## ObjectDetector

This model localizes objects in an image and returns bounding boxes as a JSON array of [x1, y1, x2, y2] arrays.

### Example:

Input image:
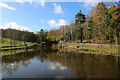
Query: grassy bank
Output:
[[2, 38, 34, 50], [75, 45, 119, 52], [58, 43, 119, 56]]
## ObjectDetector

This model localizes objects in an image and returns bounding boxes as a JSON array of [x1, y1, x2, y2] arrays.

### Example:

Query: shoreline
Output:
[[58, 43, 120, 56], [2, 45, 36, 51], [62, 47, 119, 56]]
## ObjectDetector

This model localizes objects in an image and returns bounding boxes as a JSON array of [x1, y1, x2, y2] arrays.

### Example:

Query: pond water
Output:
[[2, 47, 120, 78]]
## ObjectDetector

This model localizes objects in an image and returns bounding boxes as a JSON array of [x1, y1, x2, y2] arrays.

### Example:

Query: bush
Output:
[[76, 40, 80, 43]]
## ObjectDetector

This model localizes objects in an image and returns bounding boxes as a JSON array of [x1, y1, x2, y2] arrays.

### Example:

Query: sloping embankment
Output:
[[59, 43, 120, 56], [2, 45, 36, 51]]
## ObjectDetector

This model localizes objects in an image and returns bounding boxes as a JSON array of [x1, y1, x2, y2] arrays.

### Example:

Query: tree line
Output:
[[2, 28, 37, 43], [1, 2, 120, 46], [47, 2, 120, 44], [1, 28, 37, 47]]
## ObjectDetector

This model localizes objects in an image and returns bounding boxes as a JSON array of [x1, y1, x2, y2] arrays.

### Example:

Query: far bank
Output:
[[58, 42, 120, 56]]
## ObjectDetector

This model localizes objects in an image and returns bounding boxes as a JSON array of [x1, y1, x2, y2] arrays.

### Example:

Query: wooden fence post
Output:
[[0, 29, 2, 79], [0, 29, 2, 54], [0, 29, 2, 56], [118, 31, 120, 56]]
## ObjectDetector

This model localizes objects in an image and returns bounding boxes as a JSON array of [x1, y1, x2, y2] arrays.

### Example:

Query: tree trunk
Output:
[[24, 42, 28, 49], [118, 31, 120, 56]]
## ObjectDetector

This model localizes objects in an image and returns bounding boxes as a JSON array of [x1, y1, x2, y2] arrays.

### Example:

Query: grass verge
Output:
[[2, 38, 34, 50], [75, 45, 119, 52]]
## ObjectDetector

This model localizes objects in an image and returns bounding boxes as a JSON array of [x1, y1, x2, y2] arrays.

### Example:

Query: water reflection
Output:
[[48, 62, 67, 71], [2, 47, 119, 78]]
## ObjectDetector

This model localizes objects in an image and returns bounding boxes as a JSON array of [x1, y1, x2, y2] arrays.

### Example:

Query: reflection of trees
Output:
[[3, 50, 37, 63], [22, 61, 31, 68], [2, 50, 39, 76], [2, 48, 58, 76], [2, 48, 119, 78], [36, 49, 119, 78]]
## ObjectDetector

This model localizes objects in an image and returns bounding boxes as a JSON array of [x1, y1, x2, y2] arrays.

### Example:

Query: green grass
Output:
[[2, 38, 34, 50], [2, 38, 24, 47], [75, 45, 119, 52]]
